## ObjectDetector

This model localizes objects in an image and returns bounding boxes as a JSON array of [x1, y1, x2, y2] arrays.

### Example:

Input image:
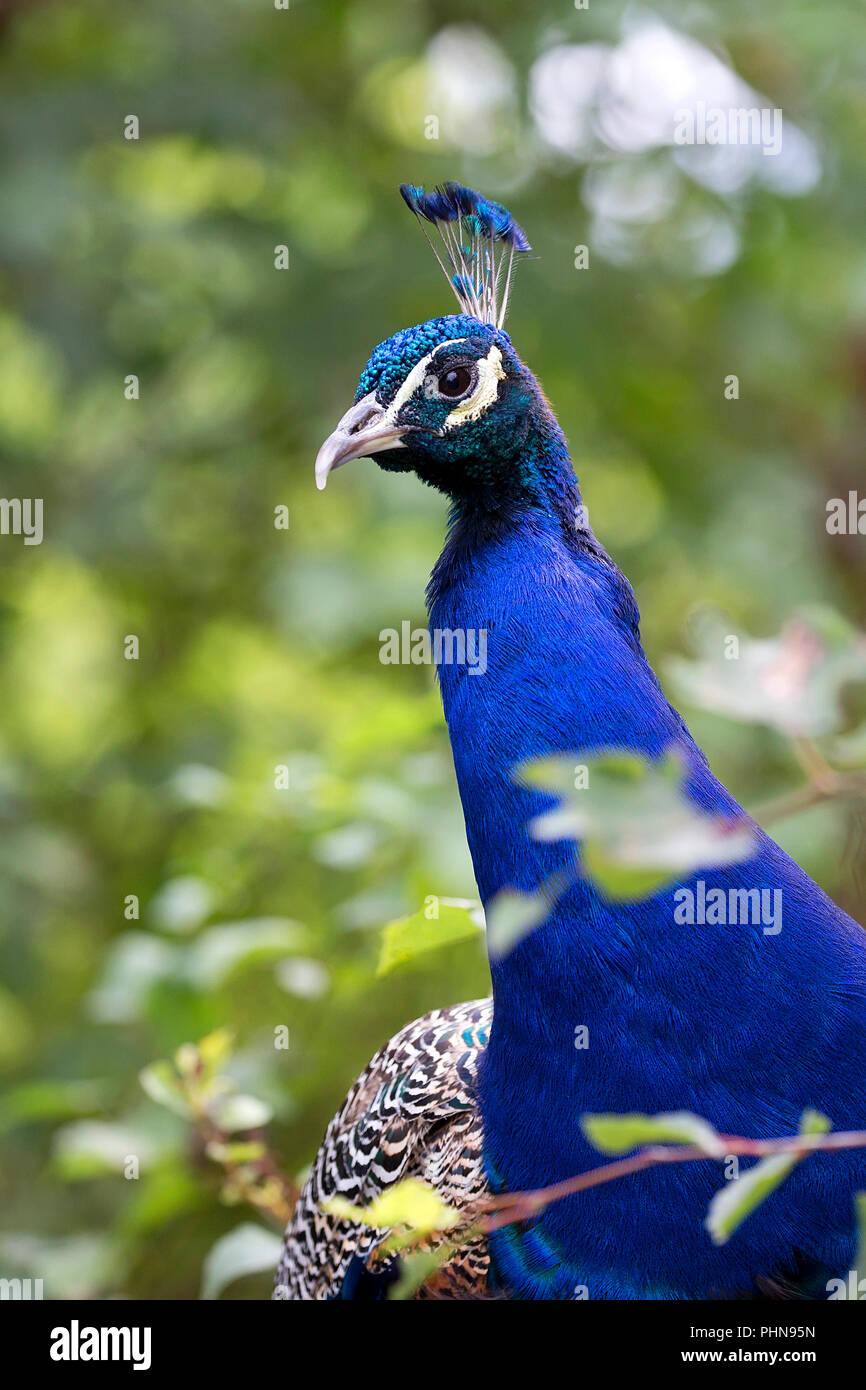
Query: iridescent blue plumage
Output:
[[282, 181, 866, 1301], [398, 181, 529, 327], [399, 181, 531, 250]]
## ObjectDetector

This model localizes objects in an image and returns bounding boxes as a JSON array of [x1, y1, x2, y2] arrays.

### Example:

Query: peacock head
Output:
[[315, 184, 559, 505]]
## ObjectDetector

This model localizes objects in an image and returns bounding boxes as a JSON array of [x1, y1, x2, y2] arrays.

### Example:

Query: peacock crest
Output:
[[399, 182, 530, 330]]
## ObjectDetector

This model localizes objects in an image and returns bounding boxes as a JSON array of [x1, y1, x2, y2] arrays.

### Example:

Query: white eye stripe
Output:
[[382, 338, 467, 424], [382, 339, 505, 432], [442, 344, 505, 430]]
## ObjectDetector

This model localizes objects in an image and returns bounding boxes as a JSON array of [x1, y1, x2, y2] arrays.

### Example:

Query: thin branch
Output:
[[467, 1128, 866, 1234], [751, 779, 835, 826], [791, 736, 842, 793], [751, 732, 866, 826], [191, 1099, 298, 1230]]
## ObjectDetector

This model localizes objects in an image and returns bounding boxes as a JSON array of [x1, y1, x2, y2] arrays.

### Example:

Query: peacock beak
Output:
[[315, 392, 409, 490]]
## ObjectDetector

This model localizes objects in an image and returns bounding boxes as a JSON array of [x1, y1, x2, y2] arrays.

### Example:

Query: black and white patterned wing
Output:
[[274, 998, 493, 1300]]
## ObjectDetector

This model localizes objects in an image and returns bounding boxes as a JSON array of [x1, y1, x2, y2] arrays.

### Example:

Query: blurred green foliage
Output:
[[0, 0, 865, 1298]]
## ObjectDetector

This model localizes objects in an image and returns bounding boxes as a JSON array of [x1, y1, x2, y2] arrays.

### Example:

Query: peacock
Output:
[[275, 183, 866, 1300]]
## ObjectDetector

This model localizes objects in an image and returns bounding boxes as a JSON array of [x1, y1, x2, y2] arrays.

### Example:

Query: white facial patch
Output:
[[379, 339, 505, 434], [442, 344, 505, 431], [381, 338, 467, 426]]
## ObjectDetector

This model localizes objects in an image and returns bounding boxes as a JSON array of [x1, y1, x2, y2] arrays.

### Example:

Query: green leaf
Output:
[[139, 1061, 192, 1118], [667, 605, 866, 738], [521, 752, 643, 792], [197, 1027, 234, 1073], [52, 1119, 159, 1180], [377, 900, 482, 976], [87, 933, 179, 1025], [0, 1232, 119, 1300], [209, 1093, 273, 1133], [582, 1111, 724, 1157], [320, 1177, 460, 1251], [200, 1223, 283, 1300], [149, 875, 213, 934], [205, 1140, 266, 1165], [0, 1079, 106, 1134], [705, 1153, 796, 1247], [183, 918, 305, 990], [800, 1108, 832, 1138], [705, 1109, 831, 1246], [485, 878, 565, 959], [387, 1246, 451, 1301], [523, 751, 754, 903], [174, 1043, 201, 1079], [581, 842, 675, 903]]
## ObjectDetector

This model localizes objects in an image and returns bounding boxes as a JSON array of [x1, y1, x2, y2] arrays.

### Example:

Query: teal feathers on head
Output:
[[399, 182, 530, 329], [313, 181, 547, 498]]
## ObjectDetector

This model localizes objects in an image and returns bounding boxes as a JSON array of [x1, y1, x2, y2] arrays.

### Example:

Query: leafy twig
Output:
[[141, 1030, 298, 1231], [468, 1127, 866, 1234]]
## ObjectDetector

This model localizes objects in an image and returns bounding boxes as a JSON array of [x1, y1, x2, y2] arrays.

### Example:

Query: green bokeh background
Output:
[[0, 0, 865, 1298]]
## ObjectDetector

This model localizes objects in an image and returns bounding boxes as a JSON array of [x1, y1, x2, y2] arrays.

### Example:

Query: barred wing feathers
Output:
[[275, 999, 493, 1300]]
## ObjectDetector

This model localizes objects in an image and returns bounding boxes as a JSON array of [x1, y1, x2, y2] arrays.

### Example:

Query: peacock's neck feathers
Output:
[[422, 421, 866, 1300]]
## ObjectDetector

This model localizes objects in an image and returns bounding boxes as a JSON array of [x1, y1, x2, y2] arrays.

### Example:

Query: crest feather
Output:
[[399, 181, 530, 328]]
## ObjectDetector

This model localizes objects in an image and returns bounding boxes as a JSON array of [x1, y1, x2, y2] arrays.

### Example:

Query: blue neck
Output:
[[428, 430, 700, 1030], [441, 403, 585, 535], [425, 423, 862, 1297]]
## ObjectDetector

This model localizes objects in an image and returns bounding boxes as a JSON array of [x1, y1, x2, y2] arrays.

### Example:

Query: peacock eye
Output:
[[436, 364, 474, 400]]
